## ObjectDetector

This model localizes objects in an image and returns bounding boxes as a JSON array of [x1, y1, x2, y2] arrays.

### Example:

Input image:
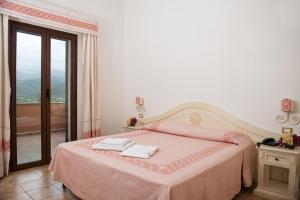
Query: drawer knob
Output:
[[275, 158, 279, 161]]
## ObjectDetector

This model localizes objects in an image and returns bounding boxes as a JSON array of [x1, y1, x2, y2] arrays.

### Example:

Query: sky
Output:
[[16, 32, 67, 80]]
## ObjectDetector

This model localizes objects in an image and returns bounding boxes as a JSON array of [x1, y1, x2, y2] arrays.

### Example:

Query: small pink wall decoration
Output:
[[281, 99, 295, 112], [276, 98, 299, 125], [135, 97, 144, 106], [135, 96, 145, 118]]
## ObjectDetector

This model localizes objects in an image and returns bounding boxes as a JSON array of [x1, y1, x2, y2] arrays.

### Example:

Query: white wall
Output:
[[123, 0, 300, 134], [19, 0, 300, 135], [36, 0, 125, 135]]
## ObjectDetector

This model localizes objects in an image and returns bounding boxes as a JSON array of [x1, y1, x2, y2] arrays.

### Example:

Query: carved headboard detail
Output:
[[138, 102, 278, 143]]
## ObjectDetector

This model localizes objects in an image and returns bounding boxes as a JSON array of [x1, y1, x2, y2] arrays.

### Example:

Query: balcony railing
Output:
[[16, 103, 66, 134]]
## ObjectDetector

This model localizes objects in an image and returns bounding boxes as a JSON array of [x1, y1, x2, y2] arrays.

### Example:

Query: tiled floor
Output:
[[17, 131, 65, 164], [0, 165, 268, 200], [0, 165, 78, 200]]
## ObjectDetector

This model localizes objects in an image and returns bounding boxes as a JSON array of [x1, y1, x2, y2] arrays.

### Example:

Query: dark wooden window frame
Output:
[[9, 20, 77, 171]]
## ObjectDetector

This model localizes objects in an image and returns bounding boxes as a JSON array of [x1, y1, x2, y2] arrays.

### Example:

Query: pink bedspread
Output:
[[49, 130, 256, 200]]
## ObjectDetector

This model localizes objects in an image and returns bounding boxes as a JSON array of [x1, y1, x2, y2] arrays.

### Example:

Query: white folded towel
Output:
[[92, 141, 135, 151], [120, 144, 158, 159], [100, 138, 131, 146]]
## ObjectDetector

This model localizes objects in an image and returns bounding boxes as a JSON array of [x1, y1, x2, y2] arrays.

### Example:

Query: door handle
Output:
[[46, 89, 50, 99]]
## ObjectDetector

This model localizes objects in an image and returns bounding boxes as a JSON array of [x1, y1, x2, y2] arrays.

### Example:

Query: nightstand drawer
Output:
[[265, 154, 288, 165]]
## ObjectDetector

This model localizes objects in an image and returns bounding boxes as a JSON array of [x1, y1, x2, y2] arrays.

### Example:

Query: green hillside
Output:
[[16, 70, 66, 103]]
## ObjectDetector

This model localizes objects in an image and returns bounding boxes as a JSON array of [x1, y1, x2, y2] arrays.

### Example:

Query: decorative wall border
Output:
[[0, 0, 98, 34]]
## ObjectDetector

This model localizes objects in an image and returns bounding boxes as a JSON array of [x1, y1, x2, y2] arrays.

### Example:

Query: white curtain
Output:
[[0, 14, 11, 177], [79, 34, 101, 139]]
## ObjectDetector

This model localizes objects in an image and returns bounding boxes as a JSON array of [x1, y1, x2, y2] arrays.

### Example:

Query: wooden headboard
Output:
[[138, 102, 279, 143]]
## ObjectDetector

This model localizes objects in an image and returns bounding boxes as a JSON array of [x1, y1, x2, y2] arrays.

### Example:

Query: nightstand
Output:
[[254, 145, 300, 200], [122, 124, 142, 132]]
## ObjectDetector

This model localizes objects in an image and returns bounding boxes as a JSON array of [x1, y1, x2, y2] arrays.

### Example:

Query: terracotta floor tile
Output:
[[44, 193, 74, 200], [27, 185, 61, 200], [31, 165, 49, 173], [13, 173, 41, 184], [52, 183, 64, 192], [0, 185, 24, 198], [0, 183, 24, 193], [0, 172, 40, 187], [0, 193, 32, 200], [0, 177, 17, 188], [19, 178, 52, 192], [36, 171, 58, 184], [35, 169, 51, 177]]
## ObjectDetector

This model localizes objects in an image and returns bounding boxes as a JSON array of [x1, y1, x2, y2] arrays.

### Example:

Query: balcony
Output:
[[16, 103, 66, 164], [17, 102, 66, 133]]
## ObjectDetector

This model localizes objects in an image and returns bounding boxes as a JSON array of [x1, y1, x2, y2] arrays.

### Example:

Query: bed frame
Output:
[[138, 102, 279, 143]]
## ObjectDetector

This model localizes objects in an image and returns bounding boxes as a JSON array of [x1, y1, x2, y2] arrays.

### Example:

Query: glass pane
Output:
[[16, 32, 42, 164], [50, 38, 70, 157]]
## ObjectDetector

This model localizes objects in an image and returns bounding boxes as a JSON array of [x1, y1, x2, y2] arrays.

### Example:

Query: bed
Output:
[[49, 102, 278, 200]]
